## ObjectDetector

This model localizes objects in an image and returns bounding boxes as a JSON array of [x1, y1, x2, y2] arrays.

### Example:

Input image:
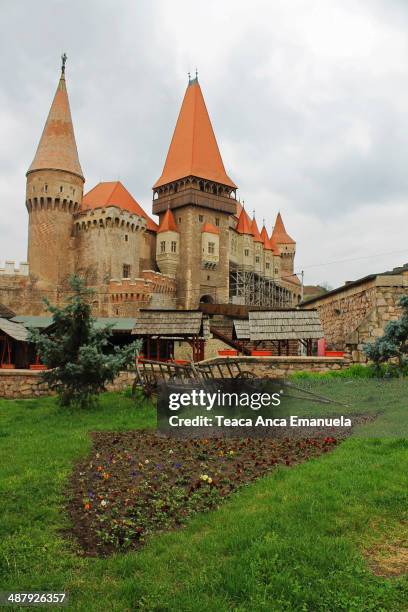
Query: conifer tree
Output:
[[29, 276, 140, 407]]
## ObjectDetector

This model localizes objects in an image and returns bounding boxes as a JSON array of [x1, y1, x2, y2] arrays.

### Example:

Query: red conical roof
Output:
[[271, 212, 295, 245], [153, 78, 236, 189], [27, 69, 83, 180], [251, 217, 263, 243], [236, 208, 253, 235], [157, 208, 178, 233], [269, 233, 281, 256], [202, 222, 219, 235], [82, 181, 158, 231], [260, 225, 273, 251]]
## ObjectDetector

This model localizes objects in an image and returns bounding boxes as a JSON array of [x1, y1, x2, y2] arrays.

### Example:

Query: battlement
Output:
[[74, 206, 146, 233], [0, 261, 29, 276]]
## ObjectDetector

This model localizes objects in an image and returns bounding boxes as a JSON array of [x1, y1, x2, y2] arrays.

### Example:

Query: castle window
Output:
[[60, 186, 63, 193], [208, 242, 215, 254], [275, 268, 278, 274], [125, 234, 128, 242], [244, 249, 249, 257], [215, 218, 220, 227], [44, 184, 48, 193], [199, 215, 204, 222], [171, 241, 177, 253], [207, 275, 211, 281], [178, 217, 182, 223], [160, 241, 166, 253], [266, 262, 270, 269], [255, 256, 260, 263], [123, 264, 131, 278]]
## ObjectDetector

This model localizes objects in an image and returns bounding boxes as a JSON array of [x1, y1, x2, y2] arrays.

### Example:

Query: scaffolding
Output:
[[229, 267, 295, 307]]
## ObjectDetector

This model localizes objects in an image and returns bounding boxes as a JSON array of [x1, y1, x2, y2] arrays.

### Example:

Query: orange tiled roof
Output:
[[82, 181, 158, 231], [271, 212, 295, 245], [201, 222, 219, 235], [27, 72, 84, 179], [251, 217, 263, 243], [260, 225, 273, 251], [157, 208, 178, 233], [269, 232, 280, 256], [153, 79, 237, 189], [236, 208, 253, 235]]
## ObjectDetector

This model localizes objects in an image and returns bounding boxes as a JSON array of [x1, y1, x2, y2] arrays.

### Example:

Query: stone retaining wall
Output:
[[201, 356, 347, 378], [0, 356, 347, 399]]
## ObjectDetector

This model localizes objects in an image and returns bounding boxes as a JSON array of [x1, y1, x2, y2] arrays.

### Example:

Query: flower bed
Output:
[[68, 431, 340, 556]]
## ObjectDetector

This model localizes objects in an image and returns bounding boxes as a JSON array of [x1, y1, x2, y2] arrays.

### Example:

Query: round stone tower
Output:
[[26, 55, 84, 288]]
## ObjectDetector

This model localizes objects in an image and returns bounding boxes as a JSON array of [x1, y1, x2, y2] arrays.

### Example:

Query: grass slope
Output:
[[0, 384, 407, 611]]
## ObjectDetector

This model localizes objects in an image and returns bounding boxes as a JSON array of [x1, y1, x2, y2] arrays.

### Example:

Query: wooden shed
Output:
[[248, 310, 323, 355], [0, 318, 29, 368], [133, 310, 208, 361]]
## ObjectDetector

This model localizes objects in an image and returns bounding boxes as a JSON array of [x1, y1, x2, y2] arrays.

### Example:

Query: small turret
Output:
[[156, 208, 179, 277], [251, 215, 263, 274], [236, 207, 254, 270], [271, 212, 296, 279]]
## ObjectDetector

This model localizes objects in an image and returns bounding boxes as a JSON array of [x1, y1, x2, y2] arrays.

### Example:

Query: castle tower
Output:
[[156, 208, 180, 277], [26, 55, 84, 288], [271, 212, 296, 281], [152, 75, 237, 308]]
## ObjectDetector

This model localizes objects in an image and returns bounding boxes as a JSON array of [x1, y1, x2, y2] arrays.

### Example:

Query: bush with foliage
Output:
[[29, 276, 140, 407], [363, 295, 408, 375]]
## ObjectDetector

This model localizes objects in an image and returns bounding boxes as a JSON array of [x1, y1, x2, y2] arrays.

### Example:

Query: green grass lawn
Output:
[[0, 382, 407, 611]]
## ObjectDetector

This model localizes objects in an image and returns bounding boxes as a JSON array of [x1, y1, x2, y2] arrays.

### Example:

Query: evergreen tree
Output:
[[29, 276, 140, 407], [363, 295, 408, 374]]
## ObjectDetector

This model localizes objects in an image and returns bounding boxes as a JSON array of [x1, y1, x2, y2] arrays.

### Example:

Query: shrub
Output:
[[363, 295, 408, 375]]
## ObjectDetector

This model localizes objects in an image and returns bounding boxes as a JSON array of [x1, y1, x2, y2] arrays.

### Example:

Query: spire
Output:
[[271, 212, 295, 245], [260, 225, 273, 251], [236, 207, 253, 235], [27, 56, 84, 180], [157, 207, 178, 233], [153, 79, 236, 189], [251, 216, 263, 243]]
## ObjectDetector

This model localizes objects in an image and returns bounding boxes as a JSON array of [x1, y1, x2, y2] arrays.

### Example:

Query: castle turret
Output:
[[271, 212, 296, 280], [235, 207, 254, 270], [156, 208, 179, 277], [26, 54, 84, 288]]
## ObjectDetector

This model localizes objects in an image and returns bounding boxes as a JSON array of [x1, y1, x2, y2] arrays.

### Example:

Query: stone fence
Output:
[[0, 356, 347, 399]]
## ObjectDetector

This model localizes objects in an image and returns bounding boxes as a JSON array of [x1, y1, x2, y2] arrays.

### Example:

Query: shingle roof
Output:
[[0, 318, 28, 342], [248, 310, 323, 341], [133, 310, 205, 336], [157, 208, 178, 233], [82, 181, 158, 231], [153, 79, 236, 189], [12, 315, 53, 329], [236, 208, 253, 235], [27, 71, 83, 179], [271, 212, 295, 245], [233, 319, 250, 340]]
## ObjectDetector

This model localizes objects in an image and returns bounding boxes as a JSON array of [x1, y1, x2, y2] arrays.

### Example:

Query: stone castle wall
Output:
[[303, 274, 408, 356]]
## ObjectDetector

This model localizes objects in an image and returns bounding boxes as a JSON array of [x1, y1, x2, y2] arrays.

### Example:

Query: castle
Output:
[[0, 58, 301, 316]]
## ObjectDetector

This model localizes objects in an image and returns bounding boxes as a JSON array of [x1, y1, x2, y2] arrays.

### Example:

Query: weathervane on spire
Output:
[[188, 71, 191, 82], [195, 68, 198, 80], [61, 52, 67, 75]]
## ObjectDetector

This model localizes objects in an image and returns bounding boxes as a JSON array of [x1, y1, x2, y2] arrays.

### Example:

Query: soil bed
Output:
[[67, 426, 364, 556]]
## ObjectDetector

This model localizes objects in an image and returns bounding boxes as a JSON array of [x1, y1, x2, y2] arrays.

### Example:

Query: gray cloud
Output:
[[1, 0, 408, 288]]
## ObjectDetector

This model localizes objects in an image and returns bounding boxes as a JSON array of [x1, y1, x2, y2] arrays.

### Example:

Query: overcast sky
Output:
[[1, 0, 408, 288]]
